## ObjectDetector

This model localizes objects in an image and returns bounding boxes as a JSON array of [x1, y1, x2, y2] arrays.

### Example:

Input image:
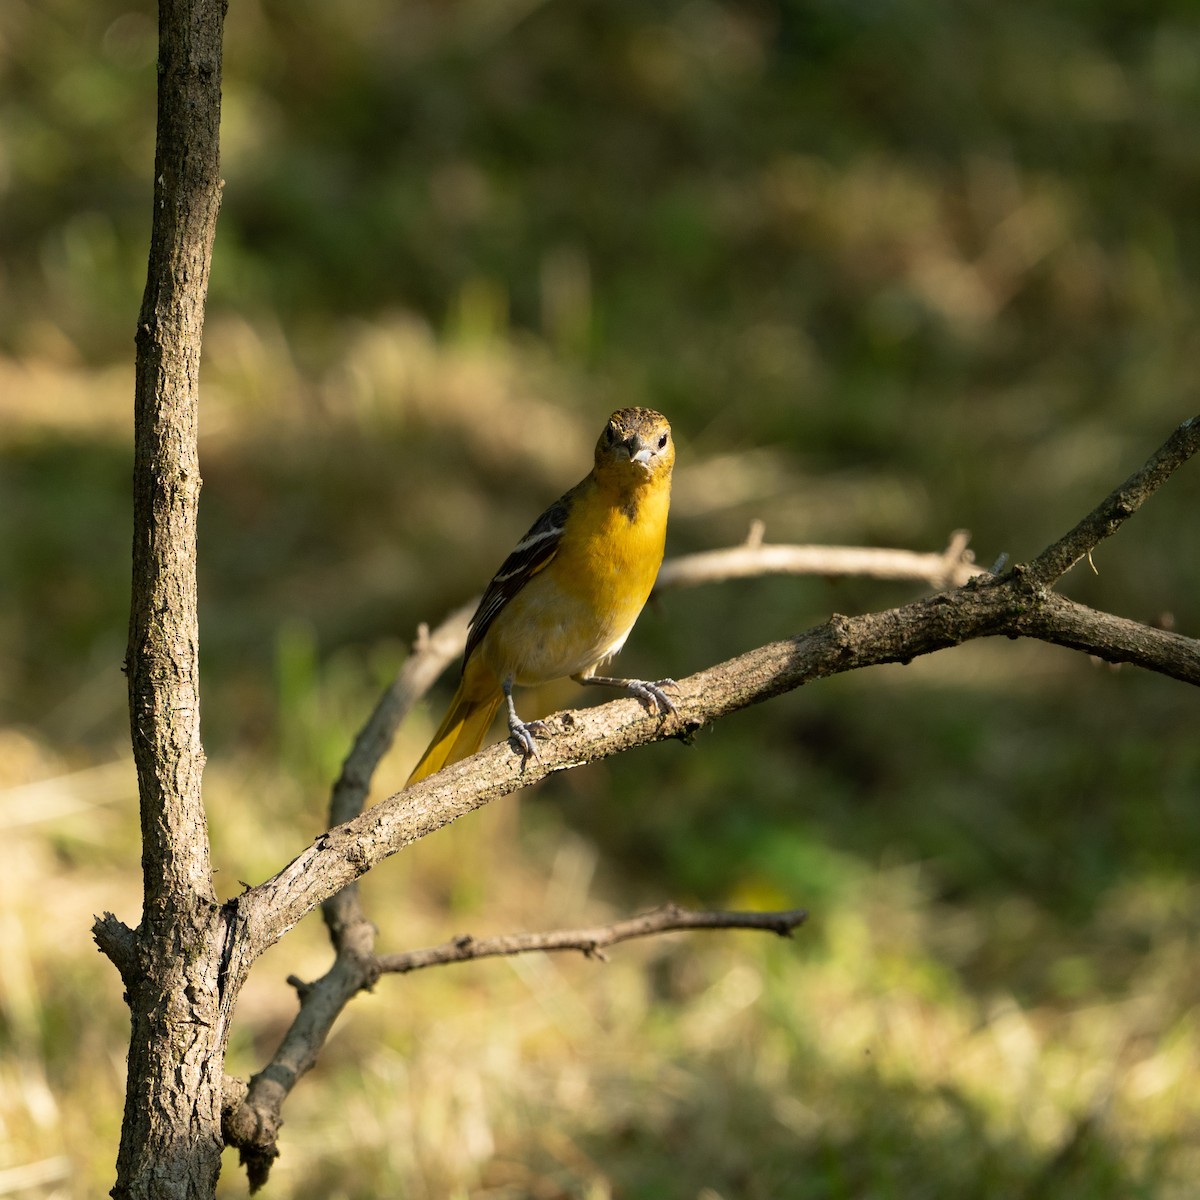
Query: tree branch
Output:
[[655, 525, 983, 592], [1026, 413, 1199, 584], [223, 945, 371, 1191], [222, 414, 1199, 1189], [238, 590, 1198, 957], [375, 903, 808, 974], [325, 602, 475, 832], [222, 528, 986, 1181], [1013, 593, 1200, 681], [92, 912, 137, 981], [236, 414, 1199, 956], [224, 602, 477, 1190], [224, 904, 805, 1181], [320, 602, 474, 942]]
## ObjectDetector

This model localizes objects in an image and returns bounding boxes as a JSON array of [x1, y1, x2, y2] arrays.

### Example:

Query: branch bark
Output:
[[1027, 414, 1200, 584]]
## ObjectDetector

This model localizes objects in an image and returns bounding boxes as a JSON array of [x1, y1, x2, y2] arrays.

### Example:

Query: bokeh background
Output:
[[2, 1, 1199, 1196]]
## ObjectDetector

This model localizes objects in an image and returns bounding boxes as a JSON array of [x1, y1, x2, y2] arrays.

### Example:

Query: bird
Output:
[[406, 407, 676, 786]]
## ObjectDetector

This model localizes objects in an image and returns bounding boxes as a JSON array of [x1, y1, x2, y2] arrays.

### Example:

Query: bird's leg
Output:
[[502, 677, 547, 760], [572, 673, 678, 715]]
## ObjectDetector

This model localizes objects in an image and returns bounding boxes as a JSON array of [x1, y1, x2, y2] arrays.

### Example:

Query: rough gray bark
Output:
[[98, 2, 241, 1197]]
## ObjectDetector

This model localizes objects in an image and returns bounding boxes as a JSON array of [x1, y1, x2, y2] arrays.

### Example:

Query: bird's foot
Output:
[[508, 717, 548, 760], [627, 678, 678, 715]]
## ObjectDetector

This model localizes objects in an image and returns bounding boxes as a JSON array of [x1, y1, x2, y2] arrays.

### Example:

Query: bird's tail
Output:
[[406, 674, 503, 787]]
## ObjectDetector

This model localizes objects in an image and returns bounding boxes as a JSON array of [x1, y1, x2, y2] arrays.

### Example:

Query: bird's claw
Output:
[[629, 678, 678, 715], [508, 718, 548, 760]]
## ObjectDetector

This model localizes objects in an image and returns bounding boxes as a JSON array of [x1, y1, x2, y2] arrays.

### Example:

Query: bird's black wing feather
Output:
[[462, 490, 574, 667]]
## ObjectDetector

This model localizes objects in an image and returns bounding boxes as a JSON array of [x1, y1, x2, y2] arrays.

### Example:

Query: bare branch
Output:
[[222, 947, 370, 1192], [234, 416, 1199, 955], [321, 601, 475, 950], [223, 522, 980, 1181], [240, 590, 1199, 959], [1026, 413, 1200, 585], [325, 601, 475, 831], [224, 904, 806, 1178], [243, 531, 991, 963], [656, 528, 983, 592], [92, 912, 136, 980], [376, 903, 809, 974], [1014, 593, 1200, 681]]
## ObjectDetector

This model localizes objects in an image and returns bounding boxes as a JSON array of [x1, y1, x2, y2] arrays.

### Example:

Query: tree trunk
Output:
[[107, 1, 231, 1196], [111, 913, 229, 1200]]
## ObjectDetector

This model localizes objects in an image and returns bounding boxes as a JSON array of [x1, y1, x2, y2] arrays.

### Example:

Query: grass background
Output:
[[1, 0, 1199, 1196]]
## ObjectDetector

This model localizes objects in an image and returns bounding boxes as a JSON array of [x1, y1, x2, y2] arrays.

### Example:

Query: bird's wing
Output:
[[463, 491, 572, 665]]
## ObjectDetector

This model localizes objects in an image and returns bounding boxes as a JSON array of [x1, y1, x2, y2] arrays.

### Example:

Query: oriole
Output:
[[406, 407, 676, 786]]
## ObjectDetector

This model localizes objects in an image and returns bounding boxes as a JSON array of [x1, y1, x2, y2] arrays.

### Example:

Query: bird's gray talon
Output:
[[509, 719, 547, 760], [631, 678, 678, 715]]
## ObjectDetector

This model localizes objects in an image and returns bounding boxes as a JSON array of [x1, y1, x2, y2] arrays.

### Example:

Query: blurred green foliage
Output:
[[2, 0, 1199, 1196]]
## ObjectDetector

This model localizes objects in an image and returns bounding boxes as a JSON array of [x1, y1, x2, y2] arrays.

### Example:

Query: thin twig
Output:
[[1026, 413, 1200, 585], [322, 600, 474, 949], [326, 600, 475, 830], [226, 902, 808, 1184], [92, 913, 137, 983], [375, 904, 809, 974]]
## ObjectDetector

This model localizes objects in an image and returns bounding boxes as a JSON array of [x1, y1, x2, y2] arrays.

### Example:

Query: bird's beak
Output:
[[627, 437, 654, 466]]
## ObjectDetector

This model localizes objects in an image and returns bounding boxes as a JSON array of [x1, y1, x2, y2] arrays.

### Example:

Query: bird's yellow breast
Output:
[[478, 477, 669, 686]]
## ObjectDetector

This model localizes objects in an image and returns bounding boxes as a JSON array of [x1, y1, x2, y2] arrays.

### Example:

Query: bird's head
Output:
[[594, 407, 674, 485]]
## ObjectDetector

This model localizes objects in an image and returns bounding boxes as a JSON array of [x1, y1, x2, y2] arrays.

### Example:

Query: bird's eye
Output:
[[605, 425, 617, 444], [657, 432, 669, 449]]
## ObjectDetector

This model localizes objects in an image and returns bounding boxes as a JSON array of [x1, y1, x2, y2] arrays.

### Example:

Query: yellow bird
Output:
[[407, 407, 676, 786]]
